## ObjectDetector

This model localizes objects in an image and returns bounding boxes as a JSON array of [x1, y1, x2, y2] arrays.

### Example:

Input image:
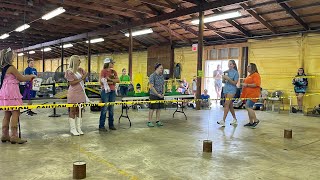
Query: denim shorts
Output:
[[246, 100, 255, 109]]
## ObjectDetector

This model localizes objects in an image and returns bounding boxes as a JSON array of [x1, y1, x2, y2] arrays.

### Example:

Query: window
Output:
[[210, 49, 217, 59], [230, 48, 239, 59], [218, 48, 228, 59]]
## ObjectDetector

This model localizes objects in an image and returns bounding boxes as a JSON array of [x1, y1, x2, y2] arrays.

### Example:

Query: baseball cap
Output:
[[104, 57, 115, 64]]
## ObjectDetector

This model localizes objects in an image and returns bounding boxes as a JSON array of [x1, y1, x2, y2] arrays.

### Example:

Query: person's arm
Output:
[[9, 66, 35, 82], [224, 72, 238, 85], [163, 81, 166, 96], [65, 70, 82, 86], [112, 71, 120, 83]]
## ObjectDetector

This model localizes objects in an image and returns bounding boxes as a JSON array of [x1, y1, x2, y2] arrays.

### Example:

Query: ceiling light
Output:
[[60, 43, 73, 48], [86, 38, 104, 44], [15, 24, 30, 32], [191, 11, 242, 24], [125, 28, 153, 37], [42, 48, 52, 52], [29, 51, 35, 54], [42, 7, 66, 20], [0, 33, 10, 39], [18, 53, 24, 56]]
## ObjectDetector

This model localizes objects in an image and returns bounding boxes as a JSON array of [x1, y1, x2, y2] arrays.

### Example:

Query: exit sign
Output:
[[192, 44, 198, 51]]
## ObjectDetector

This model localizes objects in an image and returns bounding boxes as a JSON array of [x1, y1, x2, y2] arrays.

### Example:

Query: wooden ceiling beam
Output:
[[240, 3, 277, 34], [163, 0, 180, 10], [17, 0, 248, 52], [155, 22, 191, 44], [46, 0, 139, 18], [276, 0, 309, 30], [171, 19, 198, 36], [212, 9, 252, 37], [139, 0, 174, 9], [0, 3, 34, 12], [96, 1, 157, 15]]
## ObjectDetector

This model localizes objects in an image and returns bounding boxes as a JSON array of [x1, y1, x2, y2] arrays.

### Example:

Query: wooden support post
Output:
[[129, 29, 133, 79], [196, 8, 204, 110], [61, 42, 64, 72]]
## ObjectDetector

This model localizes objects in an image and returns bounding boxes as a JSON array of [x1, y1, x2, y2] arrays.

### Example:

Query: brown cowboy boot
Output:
[[10, 126, 27, 144], [1, 123, 10, 143]]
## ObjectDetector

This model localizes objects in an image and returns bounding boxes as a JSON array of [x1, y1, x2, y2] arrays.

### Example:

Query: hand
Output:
[[30, 75, 36, 81], [158, 94, 164, 98], [241, 83, 248, 87], [82, 72, 88, 80], [223, 75, 230, 81]]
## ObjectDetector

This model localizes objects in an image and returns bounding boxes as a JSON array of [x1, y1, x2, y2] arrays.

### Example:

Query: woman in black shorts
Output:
[[147, 63, 165, 127]]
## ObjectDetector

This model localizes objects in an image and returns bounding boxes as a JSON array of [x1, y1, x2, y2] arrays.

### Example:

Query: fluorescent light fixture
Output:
[[125, 28, 153, 37], [0, 33, 10, 39], [86, 38, 104, 44], [41, 7, 66, 20], [42, 48, 52, 52], [29, 51, 35, 54], [60, 43, 73, 48], [15, 24, 30, 32], [18, 53, 24, 56], [191, 11, 242, 24]]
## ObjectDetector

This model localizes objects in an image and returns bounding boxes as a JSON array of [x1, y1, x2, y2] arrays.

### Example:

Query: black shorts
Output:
[[149, 94, 164, 109]]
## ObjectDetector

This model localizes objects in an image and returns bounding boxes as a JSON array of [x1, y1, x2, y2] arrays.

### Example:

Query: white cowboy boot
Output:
[[69, 118, 80, 136], [76, 117, 84, 135]]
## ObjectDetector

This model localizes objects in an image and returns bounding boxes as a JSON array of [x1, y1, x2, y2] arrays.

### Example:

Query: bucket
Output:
[[32, 78, 43, 91]]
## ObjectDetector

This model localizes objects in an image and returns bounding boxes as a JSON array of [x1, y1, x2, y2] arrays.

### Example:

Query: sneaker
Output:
[[26, 111, 33, 116], [251, 120, 260, 128], [109, 126, 117, 130], [230, 118, 238, 125], [244, 122, 253, 127], [217, 120, 225, 127], [99, 127, 108, 132], [147, 122, 155, 127], [156, 121, 163, 126]]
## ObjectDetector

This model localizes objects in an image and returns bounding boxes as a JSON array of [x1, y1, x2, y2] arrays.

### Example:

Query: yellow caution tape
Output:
[[40, 81, 130, 88], [1, 93, 319, 111]]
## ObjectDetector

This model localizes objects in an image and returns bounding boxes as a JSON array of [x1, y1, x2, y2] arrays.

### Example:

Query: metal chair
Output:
[[266, 90, 285, 113]]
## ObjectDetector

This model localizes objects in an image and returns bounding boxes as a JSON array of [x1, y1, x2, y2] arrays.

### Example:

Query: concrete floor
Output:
[[0, 103, 319, 180]]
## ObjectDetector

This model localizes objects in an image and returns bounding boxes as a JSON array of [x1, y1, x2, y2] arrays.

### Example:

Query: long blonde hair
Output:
[[0, 48, 13, 68], [68, 55, 81, 73]]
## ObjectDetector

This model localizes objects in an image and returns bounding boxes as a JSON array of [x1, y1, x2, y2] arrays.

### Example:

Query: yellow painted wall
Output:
[[304, 33, 320, 109], [174, 47, 199, 84], [248, 34, 320, 109]]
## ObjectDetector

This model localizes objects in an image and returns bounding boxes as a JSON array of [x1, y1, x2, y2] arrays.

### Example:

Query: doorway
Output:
[[204, 60, 239, 100]]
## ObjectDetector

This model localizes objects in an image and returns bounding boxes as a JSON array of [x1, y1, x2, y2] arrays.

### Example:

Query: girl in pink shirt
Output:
[[0, 48, 36, 144]]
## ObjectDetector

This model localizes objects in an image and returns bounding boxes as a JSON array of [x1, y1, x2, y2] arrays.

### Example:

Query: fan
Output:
[[54, 64, 69, 83]]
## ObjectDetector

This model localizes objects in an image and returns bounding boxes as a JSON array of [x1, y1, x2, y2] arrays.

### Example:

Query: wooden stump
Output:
[[203, 140, 212, 152], [73, 161, 86, 179], [284, 129, 292, 139]]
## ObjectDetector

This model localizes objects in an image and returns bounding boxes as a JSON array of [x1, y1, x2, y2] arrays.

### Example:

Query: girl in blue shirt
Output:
[[217, 60, 239, 127]]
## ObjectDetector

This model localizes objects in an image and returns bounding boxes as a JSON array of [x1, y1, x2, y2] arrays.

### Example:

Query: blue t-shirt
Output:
[[201, 94, 210, 101], [24, 67, 37, 76], [223, 69, 239, 94]]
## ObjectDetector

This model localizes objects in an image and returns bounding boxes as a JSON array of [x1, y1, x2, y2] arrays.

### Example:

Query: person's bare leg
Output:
[[247, 108, 257, 123], [10, 110, 27, 143], [148, 109, 155, 122], [298, 94, 304, 110], [229, 100, 237, 119], [69, 107, 76, 119], [222, 101, 231, 121], [1, 111, 11, 141], [156, 109, 161, 121]]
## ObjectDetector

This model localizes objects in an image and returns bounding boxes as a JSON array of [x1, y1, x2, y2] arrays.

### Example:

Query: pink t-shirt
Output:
[[100, 68, 118, 91]]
